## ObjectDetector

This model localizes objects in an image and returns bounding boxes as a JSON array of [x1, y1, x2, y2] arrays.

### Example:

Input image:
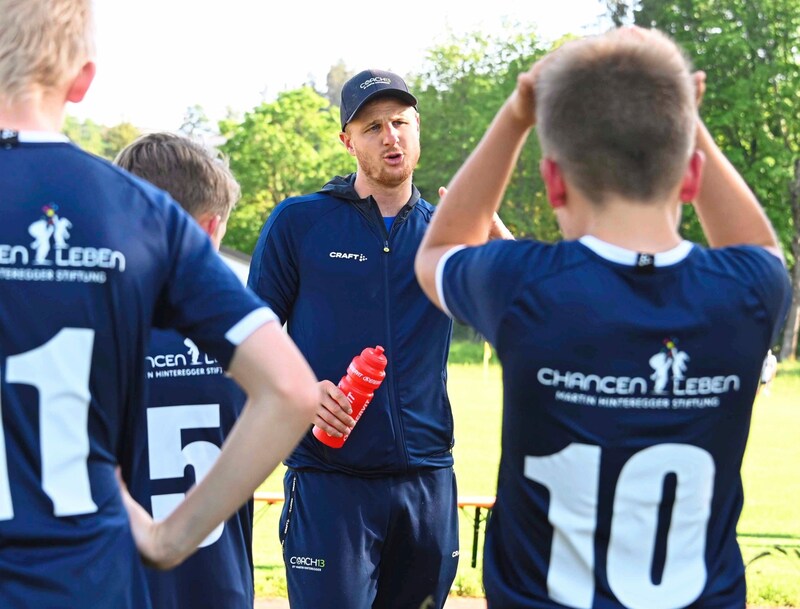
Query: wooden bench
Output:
[[254, 492, 495, 568], [457, 495, 495, 567]]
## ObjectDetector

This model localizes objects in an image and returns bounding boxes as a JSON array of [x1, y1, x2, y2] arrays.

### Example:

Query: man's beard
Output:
[[355, 148, 419, 188]]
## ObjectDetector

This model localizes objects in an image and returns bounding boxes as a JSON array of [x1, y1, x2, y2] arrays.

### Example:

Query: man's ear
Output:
[[540, 158, 567, 208], [679, 150, 705, 203], [339, 130, 356, 156], [65, 61, 96, 104]]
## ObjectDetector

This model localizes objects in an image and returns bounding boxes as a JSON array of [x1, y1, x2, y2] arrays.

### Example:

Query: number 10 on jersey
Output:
[[525, 443, 714, 609]]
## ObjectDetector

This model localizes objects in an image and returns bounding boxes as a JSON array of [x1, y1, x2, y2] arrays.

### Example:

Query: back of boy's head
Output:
[[0, 0, 95, 105], [536, 27, 696, 204], [114, 132, 240, 222]]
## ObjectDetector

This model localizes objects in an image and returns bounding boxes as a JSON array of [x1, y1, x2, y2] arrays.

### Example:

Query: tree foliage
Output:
[[324, 60, 354, 108], [216, 9, 799, 354], [412, 25, 559, 241], [632, 0, 800, 355], [604, 0, 635, 25], [63, 116, 141, 160], [179, 104, 214, 138], [219, 86, 353, 254]]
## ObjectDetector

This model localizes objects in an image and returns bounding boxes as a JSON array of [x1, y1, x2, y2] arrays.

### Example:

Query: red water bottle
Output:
[[312, 345, 387, 448]]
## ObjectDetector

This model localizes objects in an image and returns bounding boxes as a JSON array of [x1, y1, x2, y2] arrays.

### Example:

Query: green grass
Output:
[[252, 359, 800, 606], [739, 361, 800, 606]]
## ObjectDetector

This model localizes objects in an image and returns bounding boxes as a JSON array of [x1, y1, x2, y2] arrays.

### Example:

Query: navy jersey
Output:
[[122, 330, 255, 609], [438, 236, 791, 609], [0, 133, 273, 609]]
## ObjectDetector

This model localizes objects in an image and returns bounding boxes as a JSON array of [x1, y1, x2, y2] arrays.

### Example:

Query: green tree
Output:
[[604, 0, 636, 26], [633, 0, 800, 357], [63, 116, 140, 160], [63, 115, 105, 155], [101, 122, 140, 160], [179, 104, 214, 138], [325, 60, 354, 108], [412, 26, 559, 241], [220, 86, 353, 254]]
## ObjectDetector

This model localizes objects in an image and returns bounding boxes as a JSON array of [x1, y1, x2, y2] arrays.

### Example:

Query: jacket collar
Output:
[[319, 173, 420, 217]]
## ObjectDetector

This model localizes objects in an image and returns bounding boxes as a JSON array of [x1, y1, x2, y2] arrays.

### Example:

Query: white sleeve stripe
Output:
[[435, 245, 467, 319], [224, 307, 279, 345]]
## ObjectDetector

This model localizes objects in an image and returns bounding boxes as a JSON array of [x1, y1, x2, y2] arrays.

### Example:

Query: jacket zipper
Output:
[[360, 197, 413, 470]]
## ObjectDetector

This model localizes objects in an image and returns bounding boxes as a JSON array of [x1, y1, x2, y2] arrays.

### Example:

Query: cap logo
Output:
[[360, 76, 392, 90]]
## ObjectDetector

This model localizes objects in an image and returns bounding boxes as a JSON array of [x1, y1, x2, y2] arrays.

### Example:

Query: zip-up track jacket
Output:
[[248, 174, 454, 475]]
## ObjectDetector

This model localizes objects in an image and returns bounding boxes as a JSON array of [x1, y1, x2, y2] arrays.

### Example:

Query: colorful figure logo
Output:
[[28, 204, 71, 264], [649, 338, 690, 394]]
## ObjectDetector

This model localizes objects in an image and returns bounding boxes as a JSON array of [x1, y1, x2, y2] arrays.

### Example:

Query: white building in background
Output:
[[220, 246, 251, 285]]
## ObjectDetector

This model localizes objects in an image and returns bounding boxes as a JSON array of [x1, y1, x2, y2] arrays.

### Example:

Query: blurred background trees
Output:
[[64, 0, 799, 356]]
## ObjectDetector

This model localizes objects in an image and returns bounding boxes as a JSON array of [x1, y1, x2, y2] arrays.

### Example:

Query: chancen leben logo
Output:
[[537, 337, 741, 410], [0, 204, 126, 284], [145, 338, 224, 380]]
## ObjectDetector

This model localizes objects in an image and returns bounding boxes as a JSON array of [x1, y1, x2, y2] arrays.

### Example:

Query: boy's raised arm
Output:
[[691, 73, 783, 261], [415, 63, 541, 310]]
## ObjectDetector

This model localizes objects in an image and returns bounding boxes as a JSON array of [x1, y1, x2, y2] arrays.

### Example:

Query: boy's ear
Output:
[[65, 61, 96, 104], [196, 212, 221, 239], [540, 158, 567, 208], [679, 150, 705, 203]]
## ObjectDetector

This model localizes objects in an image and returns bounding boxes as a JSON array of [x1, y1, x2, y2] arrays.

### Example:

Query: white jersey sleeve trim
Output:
[[435, 245, 467, 319], [224, 307, 279, 346]]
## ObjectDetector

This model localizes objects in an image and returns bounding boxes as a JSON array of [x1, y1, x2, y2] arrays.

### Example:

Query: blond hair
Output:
[[115, 132, 240, 221], [0, 0, 95, 105], [536, 27, 696, 204]]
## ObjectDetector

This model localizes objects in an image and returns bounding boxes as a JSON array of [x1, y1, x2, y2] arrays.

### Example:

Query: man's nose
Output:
[[382, 124, 400, 145]]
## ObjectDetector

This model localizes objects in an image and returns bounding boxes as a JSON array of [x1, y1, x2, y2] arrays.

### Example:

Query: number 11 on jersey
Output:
[[0, 329, 97, 520]]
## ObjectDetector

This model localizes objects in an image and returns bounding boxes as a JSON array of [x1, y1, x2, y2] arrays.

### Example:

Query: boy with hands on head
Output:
[[416, 26, 790, 609]]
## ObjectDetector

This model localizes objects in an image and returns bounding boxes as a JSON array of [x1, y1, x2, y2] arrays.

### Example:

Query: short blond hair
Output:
[[115, 132, 240, 221], [536, 27, 696, 204], [0, 0, 95, 105]]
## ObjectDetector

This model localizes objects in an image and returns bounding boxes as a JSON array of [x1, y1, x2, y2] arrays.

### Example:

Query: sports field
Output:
[[252, 360, 800, 606]]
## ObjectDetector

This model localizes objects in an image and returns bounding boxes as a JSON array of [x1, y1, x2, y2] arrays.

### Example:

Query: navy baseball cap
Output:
[[340, 69, 417, 130]]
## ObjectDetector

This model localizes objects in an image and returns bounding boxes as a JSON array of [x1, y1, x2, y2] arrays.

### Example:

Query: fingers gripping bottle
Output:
[[313, 346, 387, 448]]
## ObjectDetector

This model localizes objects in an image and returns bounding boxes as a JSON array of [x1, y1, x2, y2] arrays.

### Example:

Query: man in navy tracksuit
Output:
[[247, 70, 459, 609]]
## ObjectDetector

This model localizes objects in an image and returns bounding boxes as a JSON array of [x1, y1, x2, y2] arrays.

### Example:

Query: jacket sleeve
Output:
[[247, 204, 299, 325]]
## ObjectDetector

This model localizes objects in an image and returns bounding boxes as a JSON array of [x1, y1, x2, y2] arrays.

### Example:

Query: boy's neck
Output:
[[573, 193, 684, 253], [0, 90, 66, 132]]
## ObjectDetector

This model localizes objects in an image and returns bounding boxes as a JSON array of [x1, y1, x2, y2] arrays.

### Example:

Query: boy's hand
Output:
[[437, 186, 514, 241], [508, 59, 547, 128], [508, 50, 558, 128], [489, 212, 515, 241]]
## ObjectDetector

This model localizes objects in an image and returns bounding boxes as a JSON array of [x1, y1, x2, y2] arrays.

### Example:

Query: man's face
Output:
[[340, 97, 420, 189]]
